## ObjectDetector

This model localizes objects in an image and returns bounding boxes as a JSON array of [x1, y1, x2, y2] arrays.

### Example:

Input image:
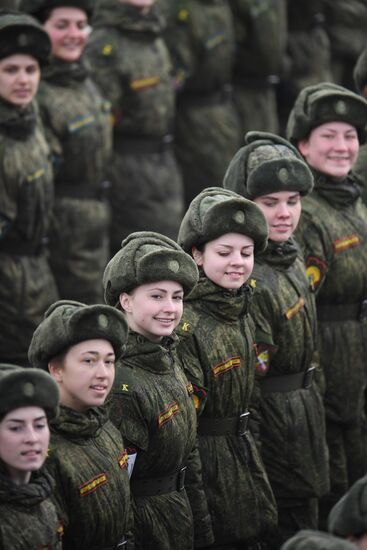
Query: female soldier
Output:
[[28, 300, 133, 549], [223, 131, 329, 545], [19, 0, 112, 304], [103, 231, 214, 550], [286, 82, 367, 524], [0, 363, 62, 548], [176, 188, 277, 549], [0, 10, 58, 365]]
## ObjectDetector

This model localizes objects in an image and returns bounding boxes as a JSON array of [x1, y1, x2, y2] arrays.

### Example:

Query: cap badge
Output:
[[98, 314, 109, 329], [168, 260, 180, 273], [278, 167, 289, 184], [22, 382, 35, 397], [232, 210, 245, 224], [334, 100, 348, 115]]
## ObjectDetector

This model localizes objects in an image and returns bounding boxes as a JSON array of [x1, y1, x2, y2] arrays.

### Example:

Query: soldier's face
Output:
[[119, 281, 184, 342], [254, 191, 301, 243], [0, 406, 49, 485], [192, 233, 254, 290], [0, 54, 40, 108], [44, 7, 88, 63], [298, 121, 359, 180], [48, 339, 115, 412]]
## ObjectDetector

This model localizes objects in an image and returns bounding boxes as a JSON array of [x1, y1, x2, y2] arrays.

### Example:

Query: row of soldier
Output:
[[1, 1, 367, 550]]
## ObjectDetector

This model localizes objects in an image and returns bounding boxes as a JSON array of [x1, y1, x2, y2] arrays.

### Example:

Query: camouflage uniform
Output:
[[0, 99, 58, 365], [46, 405, 133, 550], [37, 58, 112, 304], [295, 170, 367, 522], [250, 238, 329, 546], [176, 277, 277, 548], [160, 0, 241, 205], [229, 0, 287, 135], [0, 466, 62, 549], [84, 1, 184, 251], [108, 331, 213, 550]]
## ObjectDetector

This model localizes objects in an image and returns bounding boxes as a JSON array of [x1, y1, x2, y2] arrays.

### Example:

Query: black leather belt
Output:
[[198, 412, 250, 436], [260, 367, 315, 394], [114, 134, 173, 154], [130, 467, 186, 498], [317, 300, 367, 322]]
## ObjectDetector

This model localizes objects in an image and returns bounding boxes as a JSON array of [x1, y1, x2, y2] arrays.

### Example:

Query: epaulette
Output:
[[112, 363, 136, 395], [176, 306, 200, 337]]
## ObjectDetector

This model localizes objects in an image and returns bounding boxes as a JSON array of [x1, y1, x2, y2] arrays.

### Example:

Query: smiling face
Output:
[[254, 191, 301, 243], [192, 232, 255, 290], [43, 7, 88, 62], [0, 406, 50, 485], [298, 121, 359, 180], [48, 339, 115, 412], [119, 280, 184, 342], [0, 54, 40, 108]]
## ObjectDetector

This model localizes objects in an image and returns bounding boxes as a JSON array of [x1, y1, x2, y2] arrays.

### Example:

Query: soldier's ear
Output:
[[119, 292, 132, 313], [192, 246, 203, 267]]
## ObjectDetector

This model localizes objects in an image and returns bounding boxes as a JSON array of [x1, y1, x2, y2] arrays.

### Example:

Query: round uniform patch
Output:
[[334, 100, 348, 115], [22, 381, 35, 398], [102, 44, 113, 56], [98, 314, 109, 329], [232, 210, 245, 224], [167, 260, 180, 273], [278, 167, 289, 184], [17, 33, 29, 47]]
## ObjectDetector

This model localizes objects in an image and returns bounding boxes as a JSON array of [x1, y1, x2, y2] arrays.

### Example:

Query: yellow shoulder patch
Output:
[[102, 44, 113, 55], [178, 8, 189, 21]]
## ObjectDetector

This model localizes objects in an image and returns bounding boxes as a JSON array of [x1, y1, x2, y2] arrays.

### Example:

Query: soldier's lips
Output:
[[21, 450, 41, 457], [154, 318, 175, 324]]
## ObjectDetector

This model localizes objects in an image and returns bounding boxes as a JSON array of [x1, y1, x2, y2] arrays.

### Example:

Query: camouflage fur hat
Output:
[[178, 186, 268, 254], [354, 46, 367, 94], [0, 10, 51, 65], [328, 474, 367, 537], [0, 363, 59, 420], [223, 131, 313, 199], [19, 0, 94, 20], [103, 231, 199, 305], [281, 530, 355, 550], [28, 300, 129, 370], [286, 82, 367, 145]]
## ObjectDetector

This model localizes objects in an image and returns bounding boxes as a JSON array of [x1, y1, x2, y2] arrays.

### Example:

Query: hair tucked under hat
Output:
[[19, 0, 94, 20], [280, 530, 355, 550], [28, 300, 129, 371], [103, 231, 199, 306], [0, 363, 59, 420], [286, 82, 367, 145], [223, 131, 314, 199], [0, 10, 51, 65], [178, 186, 268, 254], [328, 474, 367, 538]]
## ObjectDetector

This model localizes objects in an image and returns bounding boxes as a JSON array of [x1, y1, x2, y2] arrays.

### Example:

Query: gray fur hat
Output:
[[19, 0, 94, 20], [178, 186, 268, 254], [0, 363, 59, 420], [281, 530, 355, 550], [286, 82, 367, 145], [328, 474, 367, 538], [103, 231, 199, 305], [28, 300, 129, 370], [223, 131, 314, 199]]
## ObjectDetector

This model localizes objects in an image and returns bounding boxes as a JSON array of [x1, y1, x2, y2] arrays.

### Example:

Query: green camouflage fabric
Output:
[[84, 2, 184, 251], [277, 0, 331, 133], [295, 170, 367, 516], [160, 0, 241, 205], [0, 465, 62, 549], [37, 58, 111, 304], [108, 331, 213, 549], [352, 145, 367, 205], [324, 0, 367, 88], [176, 277, 277, 547], [46, 405, 133, 550], [0, 98, 58, 365], [229, 0, 287, 135], [281, 529, 356, 550], [249, 238, 329, 545]]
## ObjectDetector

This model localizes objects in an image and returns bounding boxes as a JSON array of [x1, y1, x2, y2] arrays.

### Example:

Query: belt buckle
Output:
[[177, 466, 186, 491], [359, 299, 367, 322], [238, 412, 250, 436], [303, 366, 315, 389]]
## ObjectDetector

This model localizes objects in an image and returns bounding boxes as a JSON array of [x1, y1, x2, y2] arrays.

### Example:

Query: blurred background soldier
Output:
[[351, 46, 367, 205]]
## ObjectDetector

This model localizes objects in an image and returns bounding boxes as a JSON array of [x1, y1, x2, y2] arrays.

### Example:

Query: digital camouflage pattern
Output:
[[160, 0, 241, 205], [249, 238, 329, 544], [0, 466, 62, 549], [353, 147, 367, 205], [295, 170, 367, 515], [108, 331, 213, 550], [0, 99, 58, 365], [229, 0, 287, 135], [85, 1, 184, 251], [37, 58, 111, 304], [176, 277, 277, 547], [46, 405, 133, 550]]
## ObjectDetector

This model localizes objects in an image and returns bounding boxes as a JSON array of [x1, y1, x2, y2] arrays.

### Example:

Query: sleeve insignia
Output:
[[157, 401, 180, 428], [212, 356, 241, 377], [333, 234, 360, 253], [305, 255, 328, 291], [79, 473, 108, 497]]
